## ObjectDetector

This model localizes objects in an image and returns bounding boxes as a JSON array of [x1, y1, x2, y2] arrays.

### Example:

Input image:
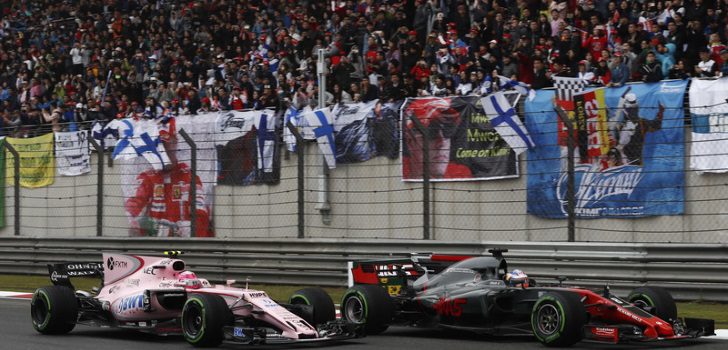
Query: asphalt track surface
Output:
[[2, 298, 726, 350]]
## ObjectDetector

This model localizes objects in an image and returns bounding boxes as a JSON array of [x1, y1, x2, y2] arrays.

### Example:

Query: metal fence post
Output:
[[408, 115, 431, 240], [2, 142, 20, 236], [286, 121, 305, 238], [178, 129, 197, 237], [555, 106, 576, 242], [89, 137, 104, 237]]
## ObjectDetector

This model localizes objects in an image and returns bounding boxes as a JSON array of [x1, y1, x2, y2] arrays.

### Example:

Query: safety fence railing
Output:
[[0, 237, 726, 301]]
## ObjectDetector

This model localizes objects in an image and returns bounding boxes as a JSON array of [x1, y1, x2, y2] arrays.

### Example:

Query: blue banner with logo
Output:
[[525, 80, 687, 218]]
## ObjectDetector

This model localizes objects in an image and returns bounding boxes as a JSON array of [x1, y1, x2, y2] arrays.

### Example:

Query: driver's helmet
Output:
[[623, 93, 638, 108], [178, 270, 198, 281], [505, 269, 529, 288], [178, 270, 201, 289]]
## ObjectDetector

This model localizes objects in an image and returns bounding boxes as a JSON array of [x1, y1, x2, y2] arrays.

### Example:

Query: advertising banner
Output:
[[526, 80, 687, 218]]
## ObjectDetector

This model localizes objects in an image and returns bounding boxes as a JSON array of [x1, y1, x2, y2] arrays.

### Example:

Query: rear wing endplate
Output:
[[47, 262, 104, 288]]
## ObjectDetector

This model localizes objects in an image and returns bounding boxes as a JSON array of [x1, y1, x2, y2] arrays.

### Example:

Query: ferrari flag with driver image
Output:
[[55, 130, 91, 176], [689, 78, 728, 173], [120, 115, 214, 237], [401, 94, 519, 182], [526, 80, 687, 218], [6, 133, 55, 188]]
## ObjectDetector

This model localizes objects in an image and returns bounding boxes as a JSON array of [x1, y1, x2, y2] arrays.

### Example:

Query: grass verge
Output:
[[1, 274, 725, 328]]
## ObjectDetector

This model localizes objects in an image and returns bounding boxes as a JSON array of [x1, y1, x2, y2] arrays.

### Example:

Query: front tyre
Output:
[[341, 285, 393, 335], [182, 294, 232, 347], [627, 286, 677, 321], [531, 292, 586, 347], [289, 287, 336, 326]]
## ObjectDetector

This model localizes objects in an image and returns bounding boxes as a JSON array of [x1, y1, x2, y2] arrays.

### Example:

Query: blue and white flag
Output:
[[91, 120, 120, 148], [497, 75, 536, 101], [112, 119, 170, 171], [283, 106, 301, 152], [481, 92, 534, 155], [255, 110, 277, 173], [303, 107, 336, 169]]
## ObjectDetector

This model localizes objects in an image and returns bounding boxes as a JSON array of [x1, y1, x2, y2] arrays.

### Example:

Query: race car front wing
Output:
[[222, 319, 363, 345]]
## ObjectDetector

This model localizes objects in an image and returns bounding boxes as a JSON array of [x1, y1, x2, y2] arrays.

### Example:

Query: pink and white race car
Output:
[[31, 252, 359, 346]]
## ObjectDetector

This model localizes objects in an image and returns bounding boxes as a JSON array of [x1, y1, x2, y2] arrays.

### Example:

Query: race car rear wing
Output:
[[47, 262, 104, 289], [347, 250, 509, 288]]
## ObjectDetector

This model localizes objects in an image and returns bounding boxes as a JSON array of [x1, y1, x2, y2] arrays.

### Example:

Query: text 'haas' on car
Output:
[[30, 251, 361, 347], [341, 249, 715, 347]]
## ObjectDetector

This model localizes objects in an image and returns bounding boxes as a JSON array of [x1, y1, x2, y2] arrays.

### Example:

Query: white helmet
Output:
[[624, 93, 638, 108]]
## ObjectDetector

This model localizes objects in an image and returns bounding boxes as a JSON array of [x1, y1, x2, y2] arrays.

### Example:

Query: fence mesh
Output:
[[1, 92, 728, 243]]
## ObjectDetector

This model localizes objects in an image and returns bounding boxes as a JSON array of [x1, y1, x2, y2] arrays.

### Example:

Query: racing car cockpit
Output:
[[413, 256, 509, 293]]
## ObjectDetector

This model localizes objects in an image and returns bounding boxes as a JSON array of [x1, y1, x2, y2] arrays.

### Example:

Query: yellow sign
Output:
[[387, 285, 401, 296], [6, 133, 55, 188]]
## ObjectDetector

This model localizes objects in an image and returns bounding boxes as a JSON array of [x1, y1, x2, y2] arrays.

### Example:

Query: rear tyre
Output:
[[31, 286, 78, 334], [627, 286, 677, 321], [182, 294, 232, 347], [531, 292, 586, 347], [341, 285, 393, 335], [289, 287, 336, 327]]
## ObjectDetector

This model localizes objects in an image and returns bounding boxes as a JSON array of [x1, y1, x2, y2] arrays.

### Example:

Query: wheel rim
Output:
[[183, 302, 204, 337], [344, 296, 365, 323], [536, 304, 560, 336], [31, 295, 49, 326]]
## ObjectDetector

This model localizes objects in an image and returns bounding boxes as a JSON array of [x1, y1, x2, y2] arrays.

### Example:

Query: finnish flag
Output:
[[112, 119, 170, 170], [255, 111, 277, 173], [283, 106, 300, 152], [497, 75, 536, 101], [303, 107, 336, 169], [481, 91, 535, 155]]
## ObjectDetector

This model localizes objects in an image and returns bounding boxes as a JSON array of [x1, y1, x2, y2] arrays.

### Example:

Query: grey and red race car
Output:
[[341, 249, 715, 347], [31, 251, 359, 346]]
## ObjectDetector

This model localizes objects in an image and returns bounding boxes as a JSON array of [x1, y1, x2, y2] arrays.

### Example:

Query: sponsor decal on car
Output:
[[106, 257, 128, 271], [50, 271, 68, 282], [248, 292, 268, 298], [233, 327, 245, 338], [117, 294, 145, 313], [143, 267, 157, 275], [433, 297, 467, 317]]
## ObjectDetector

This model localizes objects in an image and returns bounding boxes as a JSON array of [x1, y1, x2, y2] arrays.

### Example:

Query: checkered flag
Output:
[[554, 77, 588, 101]]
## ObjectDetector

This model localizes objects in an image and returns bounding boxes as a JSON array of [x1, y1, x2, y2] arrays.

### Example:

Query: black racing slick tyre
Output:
[[341, 285, 393, 335], [531, 292, 587, 347], [289, 287, 336, 326], [31, 286, 78, 334], [182, 294, 233, 347], [628, 286, 677, 322]]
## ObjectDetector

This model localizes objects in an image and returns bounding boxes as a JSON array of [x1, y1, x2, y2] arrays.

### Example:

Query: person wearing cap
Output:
[[609, 91, 665, 166], [719, 50, 728, 77], [576, 60, 595, 81]]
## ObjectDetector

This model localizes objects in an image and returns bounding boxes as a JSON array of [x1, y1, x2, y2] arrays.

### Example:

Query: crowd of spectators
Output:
[[1, 0, 728, 137]]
